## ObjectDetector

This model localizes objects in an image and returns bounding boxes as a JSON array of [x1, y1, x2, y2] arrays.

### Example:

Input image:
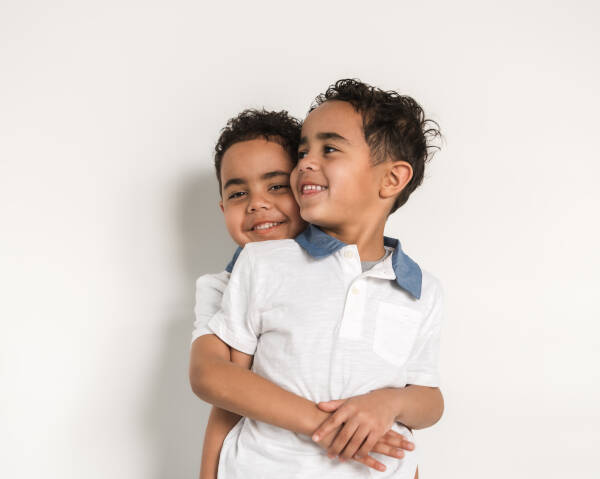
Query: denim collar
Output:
[[295, 224, 422, 299], [224, 224, 422, 299], [225, 246, 243, 273]]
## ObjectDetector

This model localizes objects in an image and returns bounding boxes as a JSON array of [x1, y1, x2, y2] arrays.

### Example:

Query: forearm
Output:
[[384, 385, 444, 430], [190, 337, 328, 436], [200, 406, 241, 479], [196, 358, 326, 435]]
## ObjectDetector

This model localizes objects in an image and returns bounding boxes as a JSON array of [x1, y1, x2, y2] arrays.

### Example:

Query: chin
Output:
[[299, 206, 319, 224], [300, 210, 329, 227]]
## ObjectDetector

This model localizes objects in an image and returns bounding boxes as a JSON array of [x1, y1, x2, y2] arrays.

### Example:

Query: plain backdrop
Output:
[[1, 1, 599, 478]]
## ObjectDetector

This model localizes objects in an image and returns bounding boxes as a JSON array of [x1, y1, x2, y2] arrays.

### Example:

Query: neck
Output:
[[320, 222, 387, 261]]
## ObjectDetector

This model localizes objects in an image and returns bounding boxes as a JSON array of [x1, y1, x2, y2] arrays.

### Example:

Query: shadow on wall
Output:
[[145, 168, 236, 479]]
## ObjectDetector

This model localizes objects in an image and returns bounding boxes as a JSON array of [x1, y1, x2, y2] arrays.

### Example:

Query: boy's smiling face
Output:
[[291, 100, 390, 231], [220, 138, 307, 247]]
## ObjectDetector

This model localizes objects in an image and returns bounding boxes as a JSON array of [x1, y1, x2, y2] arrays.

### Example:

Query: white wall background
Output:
[[1, 1, 599, 477]]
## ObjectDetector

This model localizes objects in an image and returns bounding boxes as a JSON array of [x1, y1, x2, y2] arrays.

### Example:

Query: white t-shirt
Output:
[[192, 270, 231, 344], [205, 225, 444, 479]]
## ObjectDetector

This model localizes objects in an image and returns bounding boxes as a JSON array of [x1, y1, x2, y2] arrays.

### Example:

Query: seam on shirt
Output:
[[406, 371, 440, 387], [209, 319, 256, 356]]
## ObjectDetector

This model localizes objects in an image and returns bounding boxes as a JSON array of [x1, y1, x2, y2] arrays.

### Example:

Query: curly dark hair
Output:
[[310, 79, 441, 213], [214, 109, 302, 193]]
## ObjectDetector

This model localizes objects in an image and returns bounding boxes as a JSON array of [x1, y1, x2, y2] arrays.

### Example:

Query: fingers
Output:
[[326, 420, 359, 459], [356, 430, 414, 461], [338, 425, 369, 461], [354, 432, 379, 460], [312, 409, 349, 442], [380, 431, 415, 451], [353, 454, 387, 473], [370, 441, 406, 460], [329, 429, 415, 473]]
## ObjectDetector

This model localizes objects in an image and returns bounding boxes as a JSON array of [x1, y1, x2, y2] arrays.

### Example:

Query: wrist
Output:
[[380, 387, 405, 423], [301, 404, 329, 437]]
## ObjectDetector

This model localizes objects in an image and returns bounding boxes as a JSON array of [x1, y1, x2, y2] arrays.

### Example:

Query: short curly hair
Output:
[[214, 109, 302, 193], [310, 79, 441, 214]]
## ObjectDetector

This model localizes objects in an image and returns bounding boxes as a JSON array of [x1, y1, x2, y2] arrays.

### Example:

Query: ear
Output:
[[380, 161, 413, 199], [219, 200, 224, 213]]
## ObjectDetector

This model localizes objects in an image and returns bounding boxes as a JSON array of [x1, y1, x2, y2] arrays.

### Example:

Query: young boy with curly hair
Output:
[[191, 107, 428, 478], [192, 80, 445, 476]]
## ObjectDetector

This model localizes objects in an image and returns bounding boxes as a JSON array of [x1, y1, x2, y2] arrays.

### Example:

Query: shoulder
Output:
[[195, 270, 230, 294], [420, 268, 444, 308], [243, 239, 303, 263]]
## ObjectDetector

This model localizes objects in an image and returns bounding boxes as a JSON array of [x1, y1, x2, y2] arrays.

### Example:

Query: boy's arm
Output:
[[199, 406, 241, 479], [310, 386, 442, 466], [317, 385, 443, 430], [190, 333, 327, 436], [198, 348, 253, 479], [190, 335, 411, 472], [391, 385, 444, 429]]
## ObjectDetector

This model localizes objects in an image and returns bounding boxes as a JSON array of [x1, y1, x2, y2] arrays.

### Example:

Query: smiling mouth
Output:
[[301, 184, 328, 195], [250, 221, 286, 232]]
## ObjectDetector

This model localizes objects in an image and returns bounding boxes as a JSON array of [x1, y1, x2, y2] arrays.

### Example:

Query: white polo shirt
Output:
[[206, 225, 444, 479]]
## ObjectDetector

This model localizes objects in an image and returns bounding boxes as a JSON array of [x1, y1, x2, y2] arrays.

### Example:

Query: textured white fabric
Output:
[[207, 239, 444, 479], [191, 270, 230, 344]]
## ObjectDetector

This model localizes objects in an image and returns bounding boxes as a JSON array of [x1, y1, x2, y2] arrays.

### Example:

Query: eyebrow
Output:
[[299, 132, 351, 146], [223, 170, 290, 190], [262, 170, 290, 180]]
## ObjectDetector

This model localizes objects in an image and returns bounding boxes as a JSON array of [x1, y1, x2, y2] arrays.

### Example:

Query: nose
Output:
[[246, 192, 271, 213], [296, 151, 319, 172]]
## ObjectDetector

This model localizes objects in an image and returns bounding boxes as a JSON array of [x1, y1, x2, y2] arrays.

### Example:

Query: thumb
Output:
[[317, 399, 346, 411]]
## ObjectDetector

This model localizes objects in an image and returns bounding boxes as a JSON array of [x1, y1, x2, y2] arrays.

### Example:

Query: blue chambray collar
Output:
[[295, 224, 422, 299], [225, 246, 243, 273]]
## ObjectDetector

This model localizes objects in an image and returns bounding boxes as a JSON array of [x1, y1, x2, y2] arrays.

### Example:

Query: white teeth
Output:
[[253, 222, 282, 231], [302, 184, 327, 192]]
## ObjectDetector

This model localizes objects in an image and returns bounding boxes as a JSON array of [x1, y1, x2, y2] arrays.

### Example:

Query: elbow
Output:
[[189, 337, 233, 403], [408, 386, 444, 430], [189, 362, 215, 401], [431, 388, 445, 426], [189, 358, 231, 407]]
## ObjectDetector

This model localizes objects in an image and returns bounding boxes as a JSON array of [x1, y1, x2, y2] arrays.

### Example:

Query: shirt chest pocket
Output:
[[373, 302, 422, 367]]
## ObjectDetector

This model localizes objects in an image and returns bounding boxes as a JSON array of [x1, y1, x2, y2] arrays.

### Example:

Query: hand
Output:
[[312, 389, 413, 462], [314, 418, 413, 472]]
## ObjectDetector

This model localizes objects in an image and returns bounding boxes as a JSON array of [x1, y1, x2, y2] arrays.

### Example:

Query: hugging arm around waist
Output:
[[190, 334, 425, 477], [199, 405, 241, 479], [197, 342, 247, 479], [189, 333, 329, 437]]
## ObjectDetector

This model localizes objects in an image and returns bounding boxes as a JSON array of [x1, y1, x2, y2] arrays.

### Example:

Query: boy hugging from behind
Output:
[[192, 80, 444, 479]]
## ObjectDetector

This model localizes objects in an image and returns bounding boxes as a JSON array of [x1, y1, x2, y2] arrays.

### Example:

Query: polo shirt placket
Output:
[[338, 245, 366, 340]]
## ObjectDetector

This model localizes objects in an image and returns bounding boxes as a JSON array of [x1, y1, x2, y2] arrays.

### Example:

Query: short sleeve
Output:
[[405, 280, 444, 387], [207, 246, 260, 355], [191, 272, 230, 345]]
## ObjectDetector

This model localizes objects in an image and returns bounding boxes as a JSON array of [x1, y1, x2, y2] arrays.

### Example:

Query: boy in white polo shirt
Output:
[[193, 79, 445, 478], [190, 108, 425, 478]]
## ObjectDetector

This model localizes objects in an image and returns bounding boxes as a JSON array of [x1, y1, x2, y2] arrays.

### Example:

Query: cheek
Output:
[[279, 195, 302, 220], [223, 205, 244, 232], [332, 165, 374, 201], [290, 170, 301, 199]]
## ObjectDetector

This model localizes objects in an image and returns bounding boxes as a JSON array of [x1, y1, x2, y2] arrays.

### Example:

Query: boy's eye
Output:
[[298, 151, 307, 159], [324, 145, 338, 154], [269, 184, 290, 192], [228, 191, 247, 200]]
